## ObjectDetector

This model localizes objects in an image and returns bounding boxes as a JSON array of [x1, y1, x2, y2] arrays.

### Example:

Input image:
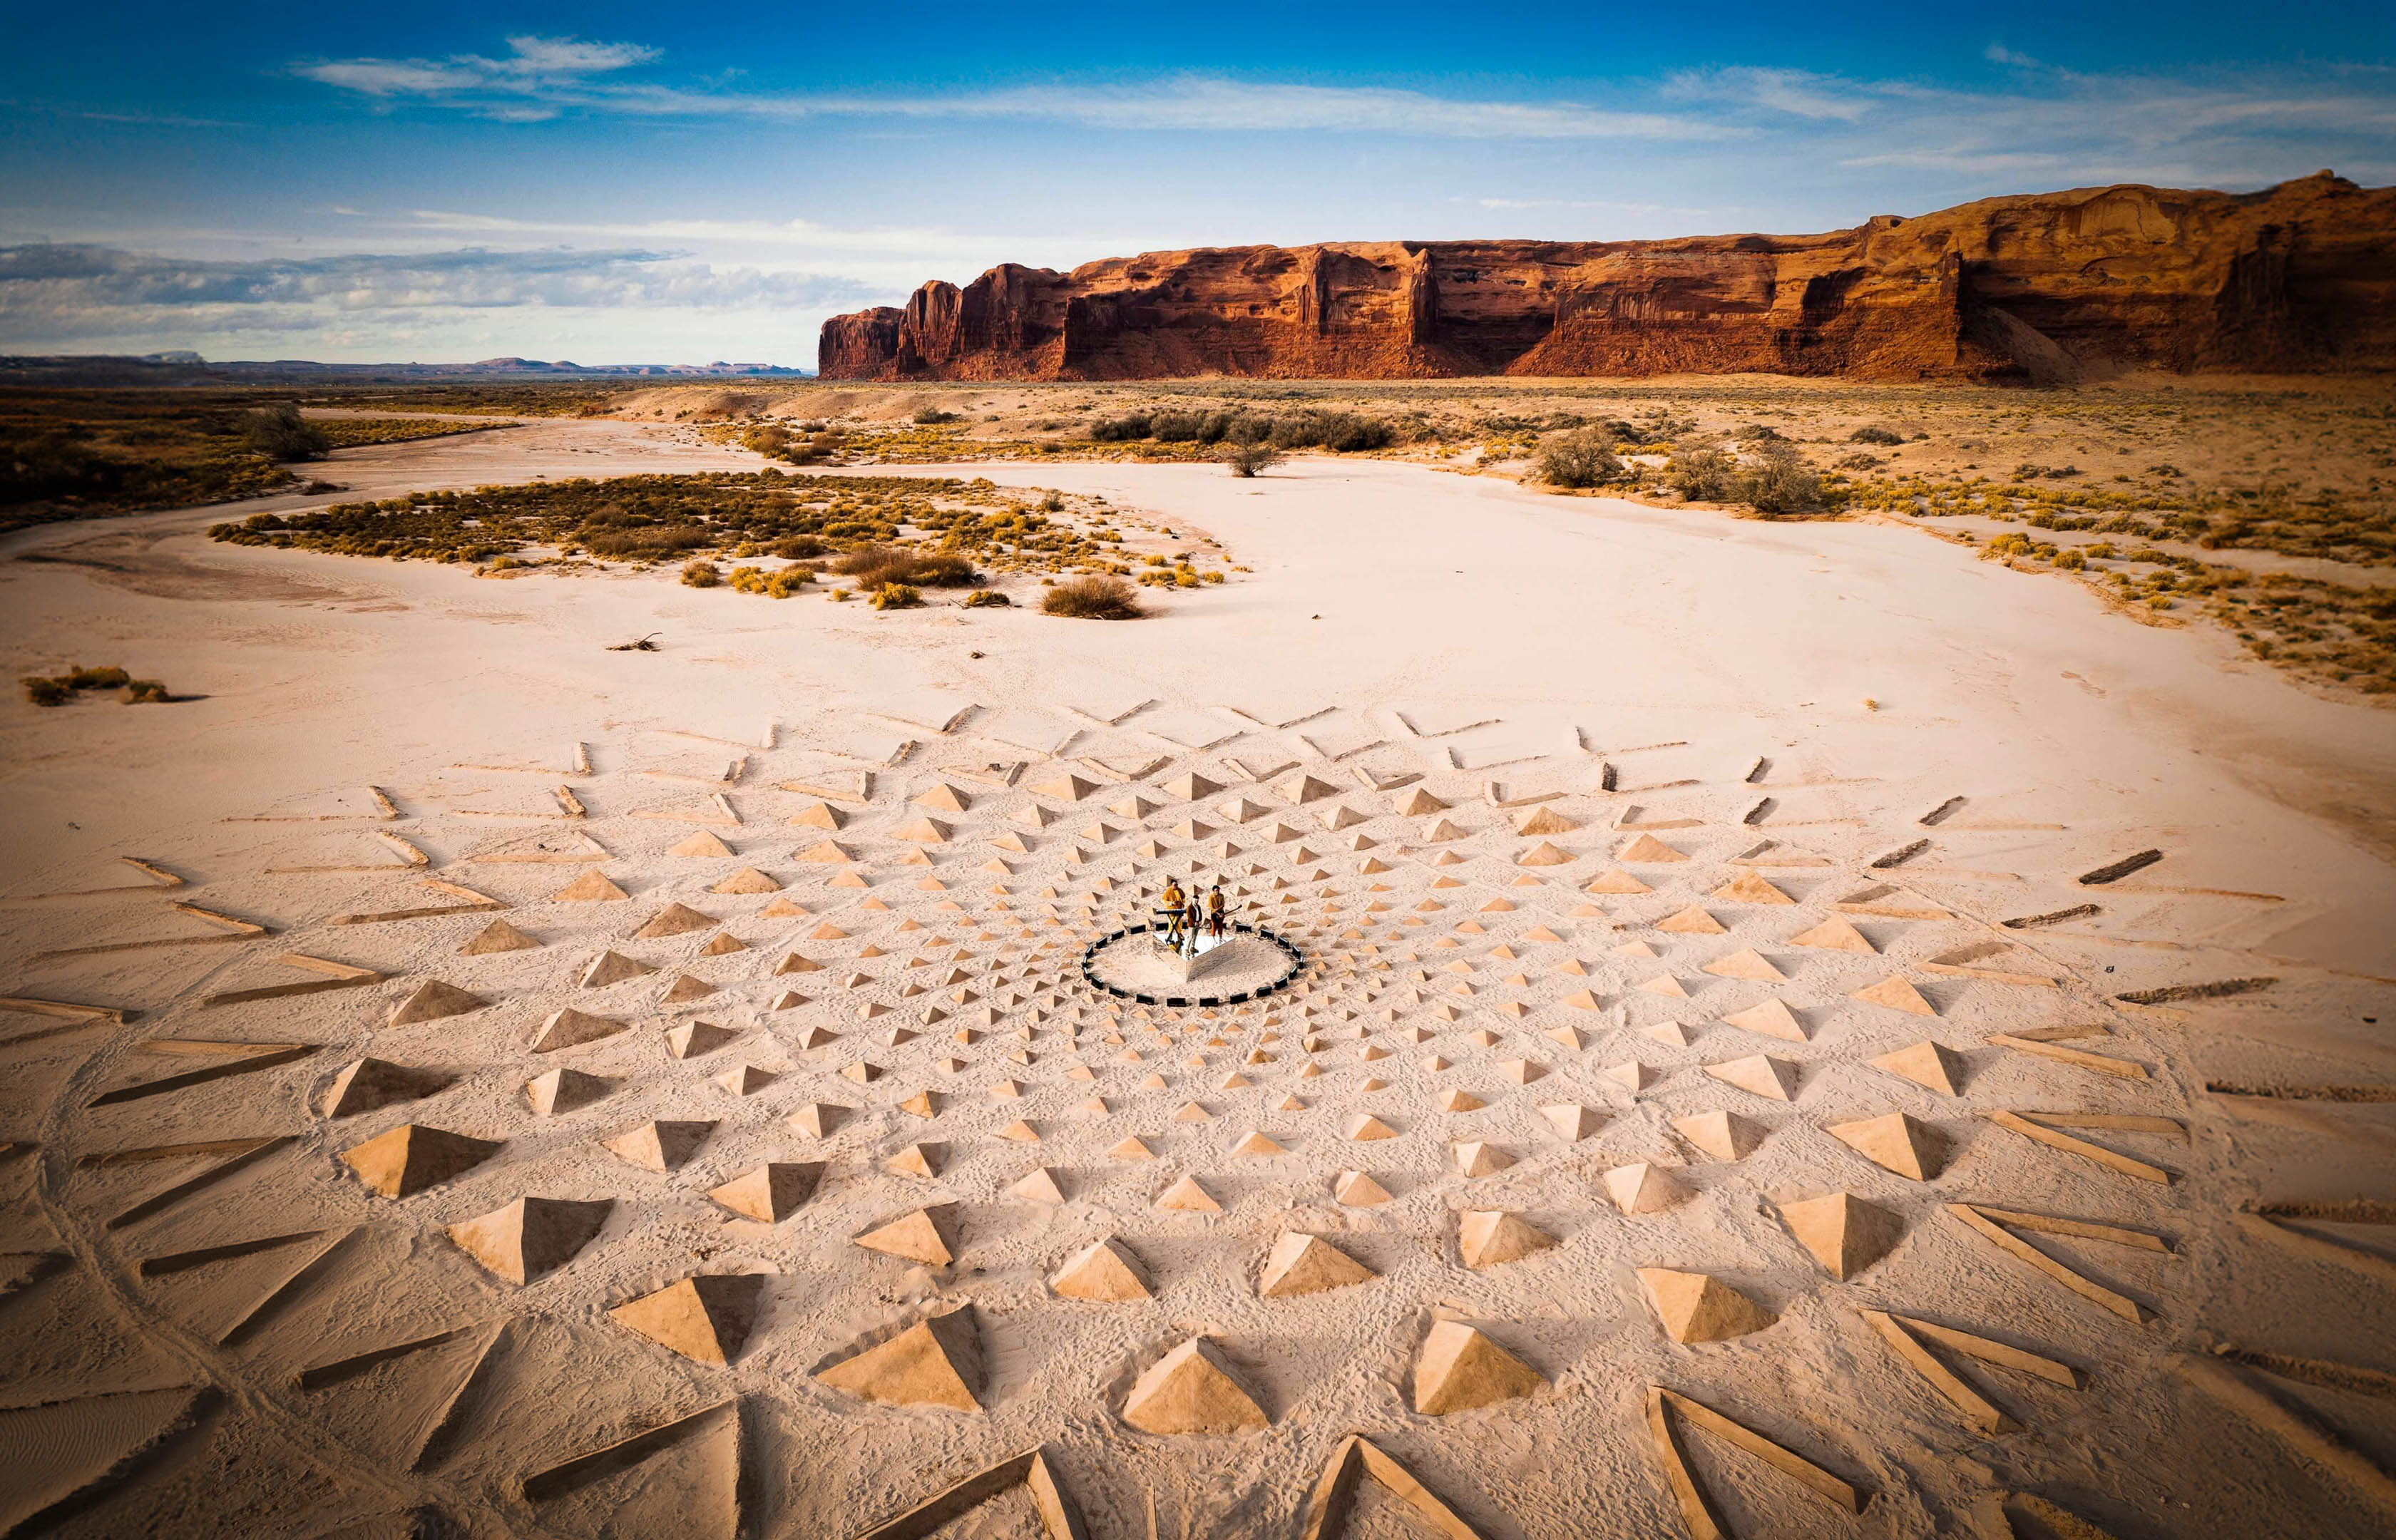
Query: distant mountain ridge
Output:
[[819, 172, 2396, 383], [0, 356, 813, 387]]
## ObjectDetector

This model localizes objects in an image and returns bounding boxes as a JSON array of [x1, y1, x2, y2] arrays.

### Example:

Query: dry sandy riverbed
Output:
[[1, 421, 2392, 1540]]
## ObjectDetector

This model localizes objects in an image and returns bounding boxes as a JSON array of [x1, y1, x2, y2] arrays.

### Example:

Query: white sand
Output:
[[2, 422, 2393, 1539]]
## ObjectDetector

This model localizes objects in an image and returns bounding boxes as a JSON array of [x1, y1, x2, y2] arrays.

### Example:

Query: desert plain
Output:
[[2, 384, 2395, 1540]]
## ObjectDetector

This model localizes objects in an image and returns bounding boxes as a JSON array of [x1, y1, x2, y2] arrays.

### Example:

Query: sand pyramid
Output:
[[1111, 1136, 1157, 1161], [1850, 974, 1937, 1016], [796, 840, 856, 864], [1167, 771, 1225, 801], [526, 1067, 615, 1116], [1703, 948, 1785, 982], [887, 1142, 944, 1179], [1259, 1233, 1376, 1297], [318, 1057, 450, 1117], [1705, 1054, 1797, 1101], [787, 801, 845, 830], [340, 1124, 501, 1198], [1638, 975, 1690, 999], [1602, 1060, 1655, 1092], [916, 783, 973, 813], [669, 830, 737, 858], [1604, 1161, 1688, 1214], [1721, 997, 1808, 1042], [604, 1119, 715, 1172], [1396, 788, 1448, 816], [1781, 1192, 1903, 1280], [816, 1308, 983, 1411], [1458, 1211, 1557, 1268], [1032, 774, 1099, 801], [1345, 1114, 1398, 1141], [459, 918, 541, 955], [1541, 1103, 1601, 1141], [1050, 1236, 1152, 1300], [666, 1019, 740, 1058], [787, 1102, 846, 1138], [1333, 1170, 1393, 1206], [996, 1119, 1040, 1143], [698, 933, 747, 956], [1515, 805, 1575, 836], [1674, 1109, 1762, 1161], [711, 1062, 774, 1095], [1157, 1174, 1221, 1213], [1617, 835, 1687, 863], [1438, 1089, 1483, 1112], [580, 950, 655, 987], [709, 1162, 823, 1222], [389, 980, 486, 1026], [710, 866, 780, 894], [1639, 1269, 1776, 1344], [1518, 842, 1575, 867], [1453, 1141, 1512, 1177], [663, 974, 719, 1004], [608, 1273, 763, 1365], [1587, 869, 1652, 895], [531, 1007, 625, 1052], [855, 1205, 961, 1266], [1008, 1166, 1068, 1203], [1791, 914, 1876, 953], [553, 869, 628, 902], [1413, 1321, 1546, 1415], [1714, 870, 1796, 905], [634, 902, 718, 939], [1828, 1112, 1944, 1180], [1873, 1040, 1962, 1095], [1657, 905, 1726, 935], [1120, 1340, 1270, 1434], [447, 1195, 611, 1284], [1281, 774, 1341, 804], [1232, 1131, 1286, 1156]]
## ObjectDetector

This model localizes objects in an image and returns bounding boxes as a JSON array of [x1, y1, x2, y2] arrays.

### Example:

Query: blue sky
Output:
[[4, 2, 2391, 364]]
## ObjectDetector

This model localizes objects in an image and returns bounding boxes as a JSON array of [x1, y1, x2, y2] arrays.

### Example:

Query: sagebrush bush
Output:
[[1223, 443, 1284, 478], [871, 582, 924, 610], [1741, 441, 1824, 516], [1667, 444, 1740, 500], [1042, 575, 1143, 619], [963, 589, 1013, 607], [1849, 426, 1905, 446], [240, 403, 329, 461], [680, 560, 723, 587], [1090, 414, 1152, 442], [911, 407, 960, 425], [1536, 429, 1624, 488]]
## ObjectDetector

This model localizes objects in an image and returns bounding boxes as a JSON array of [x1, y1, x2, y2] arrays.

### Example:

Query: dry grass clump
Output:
[[680, 560, 722, 587], [963, 589, 1013, 607], [870, 582, 925, 610], [1535, 429, 1625, 488], [1222, 443, 1284, 478], [1041, 575, 1144, 619], [835, 545, 979, 588], [21, 664, 170, 705], [728, 564, 814, 597]]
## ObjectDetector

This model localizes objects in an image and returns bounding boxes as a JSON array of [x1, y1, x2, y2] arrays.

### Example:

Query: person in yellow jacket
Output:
[[1160, 876, 1187, 945], [1207, 881, 1227, 940]]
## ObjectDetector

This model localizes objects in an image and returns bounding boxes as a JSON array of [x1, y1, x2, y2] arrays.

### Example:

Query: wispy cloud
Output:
[[0, 242, 871, 346], [293, 44, 1731, 140]]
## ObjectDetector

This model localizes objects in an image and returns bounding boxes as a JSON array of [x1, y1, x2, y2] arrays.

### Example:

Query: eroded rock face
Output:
[[817, 173, 2396, 381]]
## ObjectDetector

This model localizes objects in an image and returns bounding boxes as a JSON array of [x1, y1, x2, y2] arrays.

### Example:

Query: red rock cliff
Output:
[[816, 173, 2396, 382]]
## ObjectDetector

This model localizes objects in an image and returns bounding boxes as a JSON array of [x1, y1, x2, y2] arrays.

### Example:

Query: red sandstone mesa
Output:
[[819, 173, 2396, 383]]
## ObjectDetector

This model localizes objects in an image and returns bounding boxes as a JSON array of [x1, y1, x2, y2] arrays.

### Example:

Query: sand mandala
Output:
[[0, 703, 2389, 1539]]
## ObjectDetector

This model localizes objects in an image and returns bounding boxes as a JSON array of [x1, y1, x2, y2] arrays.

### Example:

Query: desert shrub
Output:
[[729, 564, 814, 597], [871, 582, 923, 610], [837, 545, 978, 588], [1041, 575, 1143, 619], [1667, 444, 1740, 500], [680, 560, 723, 587], [742, 424, 792, 455], [1090, 414, 1152, 442], [1733, 423, 1784, 443], [1837, 453, 1882, 471], [121, 679, 170, 703], [1223, 443, 1284, 478], [240, 403, 330, 461], [963, 589, 1012, 607], [1536, 429, 1624, 488], [585, 525, 713, 558], [21, 676, 68, 706], [911, 407, 959, 425], [65, 665, 130, 689], [1149, 411, 1206, 442], [21, 664, 165, 705], [1741, 441, 1825, 516], [1849, 426, 1905, 446], [1261, 410, 1393, 451], [769, 534, 829, 559]]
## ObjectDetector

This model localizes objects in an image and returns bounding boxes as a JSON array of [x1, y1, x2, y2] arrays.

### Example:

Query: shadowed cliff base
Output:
[[820, 173, 2396, 384]]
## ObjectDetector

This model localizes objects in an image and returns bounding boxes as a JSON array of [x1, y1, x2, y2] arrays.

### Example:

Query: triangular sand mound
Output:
[[389, 980, 486, 1026], [855, 1205, 961, 1266], [1333, 1170, 1393, 1206], [1828, 1111, 1945, 1180], [1050, 1237, 1152, 1300], [1721, 997, 1807, 1042], [1674, 1109, 1761, 1161], [526, 1067, 615, 1116], [460, 918, 541, 955], [1617, 834, 1686, 863], [815, 1308, 983, 1411], [531, 1008, 626, 1052], [553, 870, 628, 903], [448, 1196, 612, 1284], [1458, 1211, 1557, 1268], [666, 1020, 740, 1058], [608, 1273, 764, 1364], [603, 1119, 715, 1172], [580, 950, 656, 987], [1638, 1268, 1776, 1343], [668, 831, 737, 858], [319, 1057, 451, 1117], [1781, 1192, 1903, 1280], [1702, 948, 1784, 982], [1850, 974, 1937, 1016], [1258, 1233, 1376, 1297], [633, 902, 718, 938], [1657, 905, 1725, 935], [1157, 1174, 1221, 1213], [1872, 1040, 1962, 1095], [340, 1124, 501, 1198], [1413, 1321, 1546, 1414], [1120, 1339, 1269, 1434], [708, 1162, 823, 1221], [1790, 914, 1875, 953], [710, 866, 780, 894], [1704, 1054, 1797, 1100], [1586, 868, 1652, 894], [1604, 1161, 1687, 1214]]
